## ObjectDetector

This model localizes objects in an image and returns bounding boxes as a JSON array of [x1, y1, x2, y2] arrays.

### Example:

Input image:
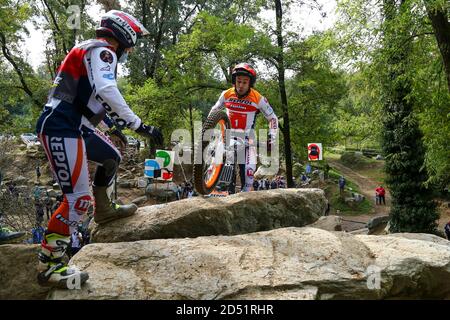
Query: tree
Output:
[[30, 0, 95, 77], [0, 1, 43, 107], [380, 0, 438, 233], [424, 0, 450, 92], [272, 0, 294, 187], [334, 0, 450, 190]]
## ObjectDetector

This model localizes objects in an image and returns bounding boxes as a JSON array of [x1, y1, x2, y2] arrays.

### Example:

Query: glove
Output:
[[108, 128, 128, 150], [136, 123, 163, 146]]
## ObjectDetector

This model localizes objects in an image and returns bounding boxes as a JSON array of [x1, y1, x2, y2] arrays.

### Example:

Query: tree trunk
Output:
[[274, 0, 294, 187], [189, 103, 195, 164], [425, 4, 450, 92], [148, 0, 168, 79], [141, 0, 151, 78]]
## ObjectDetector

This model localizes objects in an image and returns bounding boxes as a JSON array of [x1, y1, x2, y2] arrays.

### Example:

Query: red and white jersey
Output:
[[209, 87, 278, 138]]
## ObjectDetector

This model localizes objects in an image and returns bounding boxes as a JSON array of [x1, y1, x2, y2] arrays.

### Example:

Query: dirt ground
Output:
[[328, 158, 450, 233]]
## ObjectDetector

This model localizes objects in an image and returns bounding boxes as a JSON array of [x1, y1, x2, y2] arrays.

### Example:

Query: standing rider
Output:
[[35, 10, 163, 288], [207, 63, 278, 192]]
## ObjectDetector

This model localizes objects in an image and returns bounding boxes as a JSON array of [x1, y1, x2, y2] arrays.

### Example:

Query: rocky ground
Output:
[[1, 189, 449, 300], [1, 142, 449, 300]]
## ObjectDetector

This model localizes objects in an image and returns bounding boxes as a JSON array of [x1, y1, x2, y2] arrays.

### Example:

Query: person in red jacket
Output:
[[375, 185, 386, 205]]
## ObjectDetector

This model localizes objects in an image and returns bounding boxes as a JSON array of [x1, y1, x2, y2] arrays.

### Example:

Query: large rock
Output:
[[386, 233, 450, 246], [367, 216, 390, 232], [91, 189, 327, 243], [309, 215, 342, 231], [49, 227, 450, 300], [0, 244, 50, 300], [131, 195, 148, 206]]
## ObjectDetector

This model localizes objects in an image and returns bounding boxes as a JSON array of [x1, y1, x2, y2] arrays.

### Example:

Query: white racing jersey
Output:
[[37, 39, 141, 137]]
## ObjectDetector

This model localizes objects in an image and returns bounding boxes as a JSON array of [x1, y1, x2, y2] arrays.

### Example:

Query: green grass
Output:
[[324, 183, 373, 216], [326, 150, 386, 185], [359, 166, 386, 185], [324, 151, 341, 161], [325, 167, 374, 216], [328, 169, 362, 194]]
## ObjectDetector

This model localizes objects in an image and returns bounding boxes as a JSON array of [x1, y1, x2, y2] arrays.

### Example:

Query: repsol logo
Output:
[[95, 94, 130, 128], [228, 98, 254, 106], [49, 137, 72, 189]]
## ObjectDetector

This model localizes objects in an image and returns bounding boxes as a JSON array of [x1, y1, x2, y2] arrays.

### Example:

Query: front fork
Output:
[[217, 139, 243, 193]]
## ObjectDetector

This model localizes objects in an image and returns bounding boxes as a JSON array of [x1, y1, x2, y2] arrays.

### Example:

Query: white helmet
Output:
[[96, 10, 149, 48]]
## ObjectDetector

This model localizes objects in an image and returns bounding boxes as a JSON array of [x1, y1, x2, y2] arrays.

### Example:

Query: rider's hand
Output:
[[136, 123, 163, 146], [108, 128, 127, 150]]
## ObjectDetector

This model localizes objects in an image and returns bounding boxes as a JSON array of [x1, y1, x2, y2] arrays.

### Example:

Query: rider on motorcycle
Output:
[[207, 63, 278, 192]]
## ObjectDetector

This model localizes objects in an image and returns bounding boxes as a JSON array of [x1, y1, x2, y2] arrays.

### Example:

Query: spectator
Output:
[[187, 187, 194, 198], [270, 179, 278, 189], [305, 163, 312, 176], [52, 195, 62, 215], [265, 179, 270, 190], [8, 182, 18, 198], [375, 185, 386, 205], [33, 184, 42, 202], [279, 177, 285, 188], [36, 165, 41, 183], [444, 221, 450, 240], [324, 163, 330, 180], [82, 229, 91, 246], [136, 139, 141, 152], [79, 216, 92, 246], [253, 179, 259, 191], [32, 224, 45, 244], [35, 202, 45, 225], [319, 171, 325, 182], [301, 174, 308, 185], [70, 230, 83, 257], [182, 181, 193, 198], [44, 193, 53, 220], [338, 176, 346, 196], [176, 184, 182, 200]]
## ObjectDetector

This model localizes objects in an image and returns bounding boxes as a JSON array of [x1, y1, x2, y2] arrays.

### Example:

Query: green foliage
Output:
[[340, 152, 374, 169], [330, 191, 373, 216], [124, 78, 184, 144], [379, 0, 439, 233]]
